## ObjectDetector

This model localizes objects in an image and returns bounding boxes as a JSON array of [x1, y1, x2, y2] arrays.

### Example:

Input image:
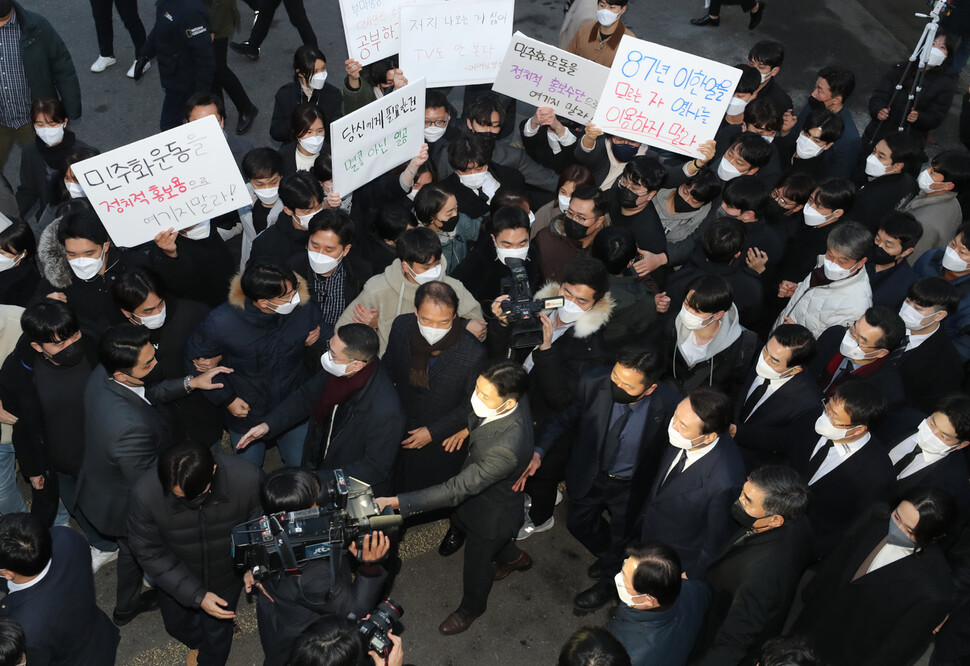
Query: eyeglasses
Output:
[[424, 119, 448, 128], [846, 325, 880, 350], [821, 398, 854, 428]]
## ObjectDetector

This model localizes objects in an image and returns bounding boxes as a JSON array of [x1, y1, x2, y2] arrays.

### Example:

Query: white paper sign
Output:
[[330, 78, 426, 196], [591, 35, 741, 159], [399, 0, 514, 87], [339, 0, 425, 66], [73, 115, 249, 248], [492, 32, 609, 124]]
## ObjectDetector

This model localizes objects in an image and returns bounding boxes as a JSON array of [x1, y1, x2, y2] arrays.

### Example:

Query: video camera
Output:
[[231, 470, 402, 581], [499, 257, 564, 349]]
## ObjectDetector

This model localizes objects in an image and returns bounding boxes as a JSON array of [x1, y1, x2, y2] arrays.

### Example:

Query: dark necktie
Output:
[[825, 359, 854, 395], [476, 188, 489, 203], [805, 439, 835, 482], [739, 377, 770, 422], [602, 405, 634, 471], [661, 450, 687, 489], [893, 443, 922, 476]]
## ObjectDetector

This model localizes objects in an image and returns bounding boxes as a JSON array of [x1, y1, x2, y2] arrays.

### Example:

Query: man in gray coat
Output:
[[378, 361, 534, 636]]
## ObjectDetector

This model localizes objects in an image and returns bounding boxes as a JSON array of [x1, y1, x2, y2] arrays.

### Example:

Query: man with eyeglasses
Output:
[[786, 380, 893, 559], [533, 184, 609, 283]]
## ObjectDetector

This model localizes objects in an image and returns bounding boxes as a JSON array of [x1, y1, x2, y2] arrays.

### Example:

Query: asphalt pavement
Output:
[[10, 0, 951, 663]]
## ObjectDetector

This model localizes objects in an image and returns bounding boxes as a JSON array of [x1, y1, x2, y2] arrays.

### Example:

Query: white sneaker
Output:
[[517, 516, 554, 541], [90, 56, 117, 73], [91, 546, 119, 573], [127, 59, 149, 79], [556, 489, 564, 506]]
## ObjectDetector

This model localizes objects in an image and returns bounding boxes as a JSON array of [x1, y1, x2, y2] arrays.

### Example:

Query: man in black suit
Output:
[[866, 212, 920, 309], [892, 277, 965, 412], [76, 324, 231, 625], [638, 387, 746, 579], [439, 133, 526, 224], [378, 362, 534, 636], [787, 380, 894, 558], [734, 324, 821, 470], [529, 346, 679, 610], [0, 513, 119, 664], [690, 465, 814, 666]]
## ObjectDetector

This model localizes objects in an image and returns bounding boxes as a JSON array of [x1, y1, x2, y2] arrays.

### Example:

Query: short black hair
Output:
[[413, 182, 454, 226], [562, 256, 610, 301], [748, 465, 809, 520], [183, 91, 226, 121], [625, 541, 682, 605], [56, 205, 109, 246], [447, 133, 493, 171], [336, 323, 379, 363], [907, 277, 959, 315], [262, 468, 321, 513], [769, 323, 816, 368], [685, 275, 733, 314], [591, 226, 637, 275], [99, 323, 151, 375], [425, 89, 451, 112], [802, 108, 844, 144], [722, 175, 768, 215], [759, 637, 820, 666], [702, 217, 746, 264], [113, 269, 166, 313], [242, 147, 284, 181], [158, 443, 215, 500], [818, 65, 856, 103], [0, 618, 25, 666], [881, 132, 926, 176], [308, 208, 355, 247], [688, 386, 733, 435], [931, 150, 970, 193], [615, 345, 663, 386], [241, 262, 298, 302], [0, 513, 52, 577], [863, 304, 905, 350], [878, 211, 922, 251], [290, 102, 327, 141], [831, 380, 887, 427], [311, 147, 333, 183], [743, 97, 783, 133], [490, 205, 531, 237], [489, 186, 532, 216], [0, 221, 35, 259], [903, 486, 957, 548], [414, 280, 458, 313], [775, 171, 815, 205], [367, 55, 399, 88], [287, 615, 363, 666], [735, 64, 763, 95], [570, 185, 610, 219], [623, 156, 667, 192], [292, 44, 327, 81], [375, 201, 414, 242], [558, 627, 631, 666], [748, 40, 785, 69], [686, 169, 722, 203], [958, 222, 970, 248], [814, 177, 856, 212], [730, 132, 773, 169], [937, 393, 970, 442], [465, 94, 506, 127], [396, 226, 442, 265], [20, 299, 79, 345], [280, 171, 323, 211], [481, 360, 529, 401]]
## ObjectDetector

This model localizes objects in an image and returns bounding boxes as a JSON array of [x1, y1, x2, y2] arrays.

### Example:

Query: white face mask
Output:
[[865, 153, 888, 178], [424, 125, 447, 143], [755, 352, 792, 381], [557, 297, 587, 324], [294, 210, 318, 230], [614, 572, 648, 608], [298, 135, 325, 155], [320, 350, 353, 377], [528, 211, 535, 227], [802, 203, 830, 227], [471, 392, 510, 418], [182, 219, 210, 240], [899, 302, 935, 331], [795, 133, 824, 159], [68, 245, 106, 281], [406, 188, 419, 202], [558, 195, 571, 213], [726, 96, 748, 115], [35, 124, 65, 147], [942, 245, 970, 272], [0, 251, 23, 273], [716, 156, 744, 181], [917, 168, 939, 194], [65, 181, 86, 199], [815, 412, 854, 441], [307, 250, 342, 275], [916, 418, 953, 457], [418, 322, 451, 345], [270, 291, 301, 315], [823, 257, 857, 281], [678, 306, 714, 330], [406, 263, 441, 285], [252, 186, 279, 205], [458, 170, 489, 190], [667, 420, 706, 450], [496, 244, 530, 265], [136, 305, 167, 330], [308, 71, 328, 90], [839, 328, 874, 361], [761, 134, 775, 144], [927, 46, 947, 67], [596, 7, 621, 26], [759, 70, 771, 83]]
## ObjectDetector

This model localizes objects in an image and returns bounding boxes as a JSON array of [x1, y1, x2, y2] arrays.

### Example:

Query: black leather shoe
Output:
[[230, 41, 260, 61], [690, 15, 720, 26], [587, 559, 612, 580], [236, 106, 258, 135], [438, 526, 466, 557], [112, 589, 158, 626], [573, 579, 617, 610], [748, 1, 765, 29]]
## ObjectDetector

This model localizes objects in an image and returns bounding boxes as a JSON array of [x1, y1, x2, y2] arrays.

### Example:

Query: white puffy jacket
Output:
[[775, 257, 873, 337]]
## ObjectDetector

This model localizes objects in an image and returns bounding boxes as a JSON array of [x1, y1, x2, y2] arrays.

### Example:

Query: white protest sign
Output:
[[330, 78, 426, 196], [339, 0, 423, 66], [400, 0, 514, 87], [492, 31, 609, 124], [73, 115, 249, 248], [591, 35, 741, 159]]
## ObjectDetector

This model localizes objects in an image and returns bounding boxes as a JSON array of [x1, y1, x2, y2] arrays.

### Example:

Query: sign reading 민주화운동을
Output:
[[73, 115, 250, 248], [491, 31, 609, 124], [592, 35, 742, 159], [399, 0, 514, 87], [330, 78, 426, 196]]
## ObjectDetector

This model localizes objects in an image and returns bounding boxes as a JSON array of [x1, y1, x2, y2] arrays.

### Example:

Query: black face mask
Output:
[[731, 499, 759, 528], [869, 245, 897, 266], [762, 198, 789, 221], [475, 130, 497, 144], [180, 488, 212, 510], [807, 96, 826, 112], [610, 142, 638, 163], [437, 214, 460, 233], [49, 340, 85, 367], [610, 381, 644, 404], [563, 216, 590, 240], [672, 188, 697, 213], [140, 361, 166, 385], [616, 184, 642, 209], [380, 85, 395, 96]]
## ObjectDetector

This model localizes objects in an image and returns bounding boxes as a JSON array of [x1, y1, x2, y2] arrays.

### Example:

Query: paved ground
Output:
[[8, 0, 954, 663]]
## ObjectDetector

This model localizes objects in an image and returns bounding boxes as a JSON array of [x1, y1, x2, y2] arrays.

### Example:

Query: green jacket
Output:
[[14, 2, 81, 120], [202, 0, 239, 39]]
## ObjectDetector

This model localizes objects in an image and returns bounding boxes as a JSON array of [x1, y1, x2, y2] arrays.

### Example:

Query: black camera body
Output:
[[500, 257, 564, 348], [231, 470, 402, 581], [358, 600, 404, 658]]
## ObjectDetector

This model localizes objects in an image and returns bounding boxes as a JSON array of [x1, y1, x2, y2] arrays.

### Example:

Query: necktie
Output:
[[661, 450, 687, 489], [893, 443, 922, 476], [601, 405, 634, 471], [805, 439, 835, 482], [825, 359, 854, 395], [476, 188, 489, 203], [739, 378, 770, 422]]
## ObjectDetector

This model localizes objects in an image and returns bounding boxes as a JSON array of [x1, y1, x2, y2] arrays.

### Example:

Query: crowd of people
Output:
[[0, 0, 968, 664]]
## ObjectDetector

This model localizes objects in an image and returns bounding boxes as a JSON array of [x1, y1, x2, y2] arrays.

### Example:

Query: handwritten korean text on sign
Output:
[[73, 115, 250, 248], [492, 32, 609, 124], [330, 78, 426, 196], [339, 0, 428, 66], [400, 0, 514, 87], [592, 36, 741, 159]]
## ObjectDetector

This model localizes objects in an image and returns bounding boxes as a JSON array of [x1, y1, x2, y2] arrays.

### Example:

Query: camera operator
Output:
[[256, 468, 391, 666], [127, 443, 263, 666], [286, 615, 403, 666]]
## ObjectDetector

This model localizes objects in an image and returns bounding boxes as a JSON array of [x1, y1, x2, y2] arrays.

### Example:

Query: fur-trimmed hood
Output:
[[227, 272, 311, 310], [535, 281, 614, 339], [37, 218, 73, 289]]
